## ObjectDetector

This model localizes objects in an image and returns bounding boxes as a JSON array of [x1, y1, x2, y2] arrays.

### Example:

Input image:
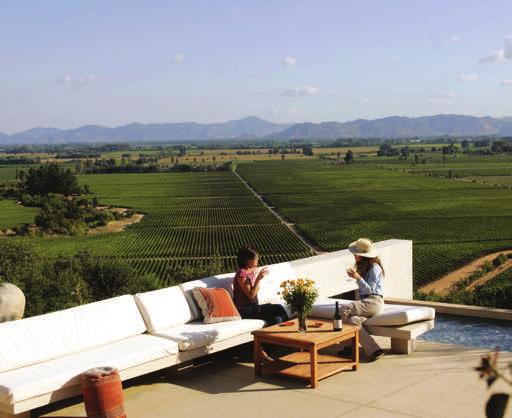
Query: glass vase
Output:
[[297, 311, 307, 332]]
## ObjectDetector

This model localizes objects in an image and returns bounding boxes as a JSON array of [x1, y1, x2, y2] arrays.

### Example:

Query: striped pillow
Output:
[[192, 287, 241, 324]]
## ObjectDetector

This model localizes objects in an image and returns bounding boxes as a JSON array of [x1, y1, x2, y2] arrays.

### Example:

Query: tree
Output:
[[377, 144, 399, 157], [23, 164, 81, 196], [344, 150, 354, 164], [302, 146, 314, 156], [399, 146, 410, 160]]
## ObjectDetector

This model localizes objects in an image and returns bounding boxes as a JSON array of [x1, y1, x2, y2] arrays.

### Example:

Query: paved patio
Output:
[[37, 337, 512, 418]]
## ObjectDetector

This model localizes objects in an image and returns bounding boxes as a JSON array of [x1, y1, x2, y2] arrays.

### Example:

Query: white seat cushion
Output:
[[153, 319, 265, 351], [0, 295, 147, 373], [365, 303, 435, 326], [311, 297, 435, 326], [135, 286, 193, 332], [180, 273, 235, 320], [0, 335, 178, 405]]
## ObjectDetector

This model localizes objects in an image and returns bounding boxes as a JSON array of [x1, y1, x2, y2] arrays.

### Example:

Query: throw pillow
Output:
[[191, 287, 241, 324]]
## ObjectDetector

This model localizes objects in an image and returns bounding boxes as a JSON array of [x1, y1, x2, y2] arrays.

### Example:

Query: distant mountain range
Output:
[[272, 115, 512, 139], [2, 115, 512, 145]]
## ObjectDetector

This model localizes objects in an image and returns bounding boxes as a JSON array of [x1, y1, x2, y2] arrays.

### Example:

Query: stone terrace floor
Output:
[[37, 337, 512, 418]]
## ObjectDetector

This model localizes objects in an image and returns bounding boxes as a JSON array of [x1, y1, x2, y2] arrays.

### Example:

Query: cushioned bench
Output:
[[0, 296, 180, 418], [311, 297, 435, 354], [135, 282, 267, 362]]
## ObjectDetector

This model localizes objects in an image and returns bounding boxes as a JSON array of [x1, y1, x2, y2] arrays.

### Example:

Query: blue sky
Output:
[[1, 0, 512, 132]]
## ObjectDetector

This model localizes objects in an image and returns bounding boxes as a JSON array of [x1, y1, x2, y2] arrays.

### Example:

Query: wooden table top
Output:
[[251, 318, 359, 346]]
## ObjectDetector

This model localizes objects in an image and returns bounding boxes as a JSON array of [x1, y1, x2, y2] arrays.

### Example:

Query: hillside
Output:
[[1, 117, 291, 145], [3, 114, 512, 144], [270, 115, 512, 139]]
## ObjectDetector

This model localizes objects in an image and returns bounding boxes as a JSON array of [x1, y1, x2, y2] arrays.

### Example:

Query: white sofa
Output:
[[0, 240, 435, 418]]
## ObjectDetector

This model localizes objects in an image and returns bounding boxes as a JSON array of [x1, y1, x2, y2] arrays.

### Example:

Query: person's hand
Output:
[[257, 267, 269, 280], [346, 268, 361, 280]]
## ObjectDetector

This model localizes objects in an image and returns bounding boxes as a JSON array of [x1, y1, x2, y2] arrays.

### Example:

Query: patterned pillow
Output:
[[191, 287, 241, 324]]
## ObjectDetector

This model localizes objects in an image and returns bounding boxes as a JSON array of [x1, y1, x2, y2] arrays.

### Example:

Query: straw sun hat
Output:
[[348, 238, 379, 258]]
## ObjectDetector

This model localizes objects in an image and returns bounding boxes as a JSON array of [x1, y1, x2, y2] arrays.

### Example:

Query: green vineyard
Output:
[[30, 171, 313, 285], [237, 160, 512, 288]]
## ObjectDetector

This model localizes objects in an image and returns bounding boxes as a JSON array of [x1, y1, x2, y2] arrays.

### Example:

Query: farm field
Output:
[[0, 200, 38, 230], [26, 171, 312, 285], [379, 154, 512, 186], [472, 267, 512, 309], [237, 159, 512, 288], [0, 165, 33, 182]]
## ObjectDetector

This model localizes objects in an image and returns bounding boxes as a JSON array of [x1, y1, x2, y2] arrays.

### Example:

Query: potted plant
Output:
[[475, 348, 512, 418], [280, 278, 319, 332]]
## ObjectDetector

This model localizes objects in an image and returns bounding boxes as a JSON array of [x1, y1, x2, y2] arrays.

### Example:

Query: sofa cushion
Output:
[[0, 334, 178, 405], [365, 303, 435, 326], [257, 262, 297, 304], [180, 273, 235, 320], [192, 288, 241, 324], [153, 319, 265, 351], [135, 286, 193, 332], [0, 295, 146, 373], [311, 297, 435, 326]]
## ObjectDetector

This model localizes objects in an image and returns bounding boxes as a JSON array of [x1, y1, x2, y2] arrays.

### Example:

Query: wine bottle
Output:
[[333, 301, 342, 331]]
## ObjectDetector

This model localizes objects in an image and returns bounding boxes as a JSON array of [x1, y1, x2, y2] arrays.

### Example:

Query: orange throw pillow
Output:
[[192, 287, 241, 324]]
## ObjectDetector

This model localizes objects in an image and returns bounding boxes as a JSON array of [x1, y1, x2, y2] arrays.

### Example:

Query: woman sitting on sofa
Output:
[[233, 246, 289, 326]]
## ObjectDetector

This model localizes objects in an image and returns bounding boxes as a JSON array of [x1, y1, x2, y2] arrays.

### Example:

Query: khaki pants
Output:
[[341, 295, 384, 357]]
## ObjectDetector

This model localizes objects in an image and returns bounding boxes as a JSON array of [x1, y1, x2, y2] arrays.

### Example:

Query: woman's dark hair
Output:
[[356, 256, 385, 278], [237, 246, 259, 269]]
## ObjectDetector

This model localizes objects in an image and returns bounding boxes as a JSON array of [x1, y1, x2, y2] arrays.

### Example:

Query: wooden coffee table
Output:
[[251, 318, 359, 388]]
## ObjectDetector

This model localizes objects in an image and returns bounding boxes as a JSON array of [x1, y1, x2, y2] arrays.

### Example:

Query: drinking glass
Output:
[[344, 260, 356, 283]]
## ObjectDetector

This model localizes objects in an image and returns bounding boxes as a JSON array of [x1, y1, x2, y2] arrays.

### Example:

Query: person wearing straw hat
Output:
[[342, 238, 386, 361]]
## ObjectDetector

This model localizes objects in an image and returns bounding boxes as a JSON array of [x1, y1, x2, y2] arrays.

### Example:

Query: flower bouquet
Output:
[[280, 278, 319, 332]]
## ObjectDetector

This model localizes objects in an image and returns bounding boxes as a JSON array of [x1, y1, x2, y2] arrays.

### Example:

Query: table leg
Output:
[[254, 338, 262, 377], [352, 331, 359, 371], [310, 347, 318, 388]]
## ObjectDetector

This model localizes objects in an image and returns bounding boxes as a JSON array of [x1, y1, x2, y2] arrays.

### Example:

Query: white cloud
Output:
[[450, 35, 461, 42], [391, 56, 402, 62], [283, 56, 297, 68], [57, 74, 99, 88], [479, 49, 505, 64], [357, 97, 374, 105], [457, 73, 479, 83], [356, 97, 384, 107], [428, 91, 457, 106], [501, 79, 512, 86], [479, 35, 512, 63], [173, 54, 185, 64], [281, 86, 320, 97]]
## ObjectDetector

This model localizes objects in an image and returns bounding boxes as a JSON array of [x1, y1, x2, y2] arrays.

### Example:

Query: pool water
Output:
[[419, 313, 512, 352]]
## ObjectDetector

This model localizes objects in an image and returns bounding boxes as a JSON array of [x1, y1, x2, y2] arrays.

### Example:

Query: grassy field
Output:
[[0, 200, 38, 229], [237, 159, 512, 288], [0, 165, 29, 182], [26, 171, 312, 284]]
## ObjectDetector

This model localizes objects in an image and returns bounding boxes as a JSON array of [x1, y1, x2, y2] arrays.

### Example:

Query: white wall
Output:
[[289, 239, 413, 300], [204, 239, 413, 301]]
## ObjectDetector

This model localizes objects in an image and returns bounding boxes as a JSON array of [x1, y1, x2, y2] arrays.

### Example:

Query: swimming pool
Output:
[[419, 313, 512, 352]]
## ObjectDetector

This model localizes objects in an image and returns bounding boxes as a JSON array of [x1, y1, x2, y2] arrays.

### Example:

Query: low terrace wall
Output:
[[288, 239, 413, 300]]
